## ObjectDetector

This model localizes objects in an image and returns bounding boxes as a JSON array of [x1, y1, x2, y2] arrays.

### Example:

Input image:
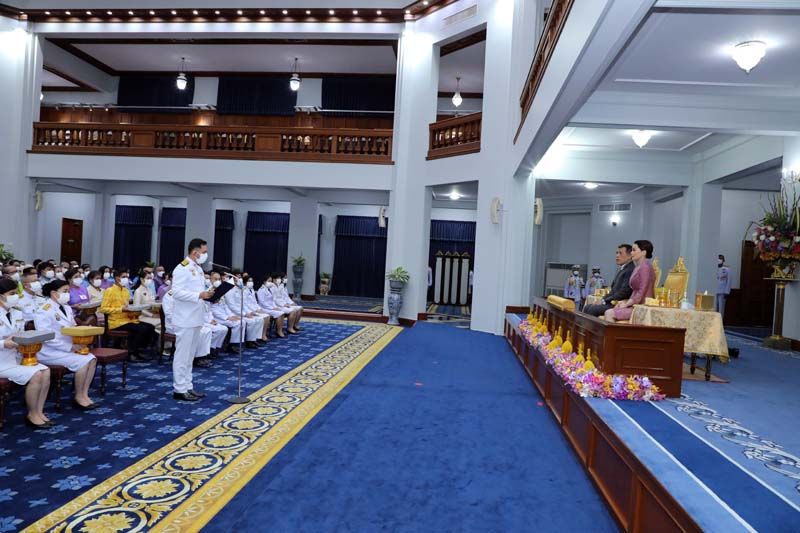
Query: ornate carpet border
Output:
[[26, 321, 402, 532]]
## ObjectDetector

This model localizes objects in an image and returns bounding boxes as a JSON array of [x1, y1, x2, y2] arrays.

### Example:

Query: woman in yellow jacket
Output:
[[100, 268, 157, 361]]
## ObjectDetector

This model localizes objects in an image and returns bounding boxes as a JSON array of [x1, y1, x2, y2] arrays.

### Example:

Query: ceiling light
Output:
[[424, 1, 430, 5], [237, 10, 243, 15], [65, 11, 71, 15], [452, 77, 462, 107], [306, 10, 311, 15], [44, 11, 50, 15], [329, 9, 335, 15], [583, 183, 599, 190], [107, 11, 112, 15], [86, 11, 92, 15], [732, 40, 767, 73], [448, 192, 461, 200], [260, 10, 266, 15], [353, 10, 359, 15], [289, 58, 301, 91], [149, 10, 155, 15], [377, 10, 382, 15], [282, 10, 288, 15], [39, 92, 43, 101], [610, 214, 621, 226], [631, 130, 653, 148], [171, 10, 177, 15], [128, 10, 134, 15], [405, 9, 411, 14], [176, 57, 188, 91], [192, 10, 198, 15], [214, 10, 220, 15]]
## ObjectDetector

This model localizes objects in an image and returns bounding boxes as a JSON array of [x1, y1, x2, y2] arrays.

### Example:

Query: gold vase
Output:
[[18, 343, 42, 366]]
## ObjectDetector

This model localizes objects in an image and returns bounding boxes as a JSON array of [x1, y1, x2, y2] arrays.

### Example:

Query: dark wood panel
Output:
[[634, 482, 685, 533], [723, 240, 774, 327], [564, 396, 592, 463], [591, 436, 634, 529]]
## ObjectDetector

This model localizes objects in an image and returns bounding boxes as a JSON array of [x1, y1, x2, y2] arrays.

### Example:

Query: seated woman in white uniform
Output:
[[34, 279, 98, 410], [0, 278, 53, 428], [276, 273, 303, 333], [256, 275, 288, 338]]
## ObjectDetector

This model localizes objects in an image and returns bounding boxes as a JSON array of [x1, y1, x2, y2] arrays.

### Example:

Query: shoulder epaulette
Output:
[[42, 303, 51, 311], [180, 259, 189, 266]]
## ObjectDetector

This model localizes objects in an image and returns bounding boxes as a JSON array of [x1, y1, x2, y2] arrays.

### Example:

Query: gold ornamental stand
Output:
[[763, 277, 797, 350]]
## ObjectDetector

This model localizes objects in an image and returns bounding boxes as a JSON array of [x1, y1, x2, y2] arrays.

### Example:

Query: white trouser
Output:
[[206, 323, 228, 349], [196, 326, 212, 357], [173, 325, 201, 393], [244, 316, 264, 340]]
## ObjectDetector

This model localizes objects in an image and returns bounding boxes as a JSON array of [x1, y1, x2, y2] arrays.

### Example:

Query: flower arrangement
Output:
[[519, 319, 664, 401], [748, 189, 800, 277]]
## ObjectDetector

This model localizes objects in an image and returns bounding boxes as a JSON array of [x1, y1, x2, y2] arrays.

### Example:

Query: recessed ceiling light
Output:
[[107, 10, 113, 15], [237, 10, 243, 15], [631, 130, 654, 148], [424, 1, 430, 5], [128, 10, 134, 15], [86, 11, 92, 15], [214, 10, 220, 15], [44, 11, 50, 15], [171, 10, 177, 15], [282, 9, 288, 15], [405, 9, 411, 14], [65, 10, 71, 15], [260, 10, 266, 15], [353, 10, 358, 15], [732, 40, 767, 73], [306, 10, 311, 15], [149, 10, 155, 15], [192, 10, 198, 15], [377, 10, 382, 15], [583, 183, 599, 190], [448, 192, 462, 201], [329, 9, 335, 15]]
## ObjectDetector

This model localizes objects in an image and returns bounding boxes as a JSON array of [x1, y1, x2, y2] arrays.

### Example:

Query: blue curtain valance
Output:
[[246, 212, 290, 233], [430, 220, 476, 242], [335, 215, 387, 238], [115, 205, 154, 227], [215, 209, 235, 230], [160, 207, 186, 228]]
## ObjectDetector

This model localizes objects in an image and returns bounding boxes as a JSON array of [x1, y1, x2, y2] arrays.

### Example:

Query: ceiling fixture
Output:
[[44, 11, 50, 15], [237, 10, 243, 15], [39, 92, 43, 101], [260, 10, 266, 15], [86, 11, 92, 15], [176, 57, 188, 91], [424, 1, 430, 5], [732, 40, 767, 73], [448, 191, 462, 200], [377, 10, 382, 15], [149, 10, 155, 15], [106, 11, 112, 15], [289, 58, 301, 91], [353, 10, 359, 15], [405, 9, 411, 14], [583, 182, 599, 190], [65, 11, 71, 15], [214, 10, 220, 15], [452, 77, 463, 107], [282, 9, 288, 15], [631, 130, 653, 148], [128, 10, 134, 15], [171, 10, 177, 15], [192, 10, 198, 15], [306, 10, 311, 15], [329, 9, 335, 15]]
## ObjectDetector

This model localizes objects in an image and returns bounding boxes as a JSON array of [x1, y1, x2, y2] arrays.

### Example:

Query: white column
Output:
[[185, 192, 215, 261], [102, 194, 116, 266], [680, 181, 723, 296], [286, 196, 319, 297], [782, 137, 800, 340], [89, 190, 109, 266], [0, 23, 42, 261]]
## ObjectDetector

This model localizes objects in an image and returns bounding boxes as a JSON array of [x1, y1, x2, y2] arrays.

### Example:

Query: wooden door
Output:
[[723, 240, 774, 327], [60, 218, 83, 263]]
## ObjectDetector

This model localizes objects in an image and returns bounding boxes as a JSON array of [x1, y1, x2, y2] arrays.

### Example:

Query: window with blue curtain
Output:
[[315, 214, 323, 294], [117, 74, 194, 112], [217, 76, 297, 116], [322, 76, 395, 117], [331, 215, 387, 298], [243, 212, 290, 284], [158, 207, 186, 272], [113, 205, 153, 270], [428, 220, 476, 302], [214, 210, 235, 269]]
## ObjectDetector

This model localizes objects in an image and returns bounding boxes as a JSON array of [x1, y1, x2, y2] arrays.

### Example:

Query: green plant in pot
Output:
[[386, 267, 410, 325], [291, 255, 306, 296]]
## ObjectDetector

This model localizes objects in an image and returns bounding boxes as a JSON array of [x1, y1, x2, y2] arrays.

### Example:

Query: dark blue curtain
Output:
[[158, 207, 186, 272], [428, 220, 476, 302], [117, 74, 194, 112], [331, 216, 387, 298], [113, 205, 153, 270], [315, 215, 323, 294], [217, 76, 297, 116], [214, 210, 235, 270], [322, 76, 395, 117], [244, 212, 290, 283]]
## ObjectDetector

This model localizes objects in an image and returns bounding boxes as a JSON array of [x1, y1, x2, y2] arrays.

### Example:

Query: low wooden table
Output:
[[631, 305, 729, 381]]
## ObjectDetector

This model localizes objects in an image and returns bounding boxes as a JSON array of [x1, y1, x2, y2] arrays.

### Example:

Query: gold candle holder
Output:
[[18, 343, 42, 366]]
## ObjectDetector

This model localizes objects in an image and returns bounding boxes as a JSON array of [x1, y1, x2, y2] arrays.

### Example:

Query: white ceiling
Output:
[[536, 179, 663, 199], [439, 41, 485, 94], [12, 1, 411, 8], [431, 181, 479, 202], [560, 126, 736, 154], [41, 68, 77, 87], [72, 42, 398, 74], [602, 10, 800, 97]]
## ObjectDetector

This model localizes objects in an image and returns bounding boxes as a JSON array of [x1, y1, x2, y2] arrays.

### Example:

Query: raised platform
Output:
[[504, 313, 800, 532]]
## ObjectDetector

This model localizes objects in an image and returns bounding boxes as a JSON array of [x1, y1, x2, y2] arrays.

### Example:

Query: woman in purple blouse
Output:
[[66, 268, 97, 326], [156, 272, 172, 301], [604, 240, 655, 323]]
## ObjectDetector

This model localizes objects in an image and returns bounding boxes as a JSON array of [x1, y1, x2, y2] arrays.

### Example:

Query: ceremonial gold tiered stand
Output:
[[61, 326, 104, 355], [13, 330, 56, 366]]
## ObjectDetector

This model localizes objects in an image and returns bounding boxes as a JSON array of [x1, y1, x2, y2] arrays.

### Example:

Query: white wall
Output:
[[545, 212, 591, 266], [436, 97, 483, 116], [719, 189, 776, 289], [34, 192, 96, 262], [645, 195, 685, 281]]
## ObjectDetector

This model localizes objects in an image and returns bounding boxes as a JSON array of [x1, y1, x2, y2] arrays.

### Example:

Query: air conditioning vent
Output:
[[444, 4, 477, 26], [598, 203, 631, 212]]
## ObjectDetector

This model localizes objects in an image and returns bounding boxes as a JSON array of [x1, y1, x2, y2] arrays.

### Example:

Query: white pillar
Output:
[[89, 191, 108, 267], [102, 195, 116, 267], [185, 192, 215, 261], [286, 196, 319, 297], [782, 137, 800, 340], [0, 23, 41, 261], [680, 181, 723, 296]]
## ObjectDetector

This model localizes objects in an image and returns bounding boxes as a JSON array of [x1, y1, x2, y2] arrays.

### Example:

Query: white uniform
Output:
[[34, 301, 96, 371], [210, 299, 247, 343], [257, 284, 287, 319], [224, 288, 265, 336], [277, 283, 303, 313], [0, 307, 48, 385], [18, 290, 45, 323], [162, 291, 213, 357], [170, 257, 207, 394], [204, 302, 228, 350]]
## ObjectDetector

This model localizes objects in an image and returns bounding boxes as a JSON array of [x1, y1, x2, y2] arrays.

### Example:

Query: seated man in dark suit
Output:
[[583, 244, 635, 317]]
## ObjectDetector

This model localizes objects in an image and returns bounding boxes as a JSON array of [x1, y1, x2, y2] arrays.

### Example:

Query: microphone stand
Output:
[[211, 263, 250, 405]]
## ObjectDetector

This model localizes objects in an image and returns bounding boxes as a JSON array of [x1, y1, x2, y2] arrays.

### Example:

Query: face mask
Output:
[[30, 281, 42, 294], [55, 272, 65, 280], [5, 294, 20, 307], [102, 272, 111, 280], [246, 281, 254, 289], [572, 271, 579, 276], [196, 252, 208, 265], [92, 279, 102, 288], [165, 280, 172, 286], [10, 272, 20, 282], [72, 277, 83, 287], [266, 281, 275, 289], [119, 277, 130, 288], [156, 271, 164, 277], [212, 280, 222, 289], [84, 269, 91, 275], [283, 278, 289, 285], [57, 292, 70, 305], [44, 270, 55, 279]]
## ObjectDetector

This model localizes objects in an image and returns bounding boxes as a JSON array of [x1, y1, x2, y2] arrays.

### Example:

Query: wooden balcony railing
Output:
[[30, 122, 394, 164], [426, 112, 482, 160], [517, 0, 574, 140]]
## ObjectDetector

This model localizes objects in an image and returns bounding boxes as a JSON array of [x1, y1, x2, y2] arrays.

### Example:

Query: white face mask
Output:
[[30, 281, 42, 294], [156, 271, 164, 277], [213, 280, 222, 288], [92, 279, 102, 288], [282, 278, 288, 285], [246, 281, 254, 289], [196, 252, 208, 265], [44, 270, 55, 279], [102, 272, 111, 280], [57, 292, 70, 305], [119, 277, 130, 288], [5, 294, 20, 307], [55, 272, 64, 280], [572, 271, 579, 276], [266, 281, 275, 289], [71, 277, 83, 287], [10, 272, 20, 282]]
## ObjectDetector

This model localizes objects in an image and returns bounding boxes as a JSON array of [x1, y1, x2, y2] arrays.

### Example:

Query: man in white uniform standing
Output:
[[171, 238, 214, 401]]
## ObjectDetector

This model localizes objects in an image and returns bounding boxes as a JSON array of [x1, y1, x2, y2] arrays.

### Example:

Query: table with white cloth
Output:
[[631, 304, 729, 381]]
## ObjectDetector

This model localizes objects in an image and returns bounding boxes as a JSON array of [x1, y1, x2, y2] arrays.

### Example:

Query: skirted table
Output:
[[631, 305, 729, 381]]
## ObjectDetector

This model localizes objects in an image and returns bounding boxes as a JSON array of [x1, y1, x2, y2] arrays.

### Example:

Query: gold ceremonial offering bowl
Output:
[[61, 326, 104, 355], [694, 293, 715, 311], [655, 287, 667, 307], [18, 343, 42, 366]]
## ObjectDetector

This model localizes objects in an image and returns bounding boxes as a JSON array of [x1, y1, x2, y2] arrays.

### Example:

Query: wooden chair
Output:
[[46, 364, 70, 411], [0, 378, 12, 429], [102, 312, 129, 350], [158, 306, 175, 363], [92, 347, 129, 395]]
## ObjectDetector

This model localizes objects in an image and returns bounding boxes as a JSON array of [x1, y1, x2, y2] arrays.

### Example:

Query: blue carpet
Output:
[[205, 322, 618, 533], [0, 321, 361, 532], [302, 295, 384, 313], [618, 401, 800, 532]]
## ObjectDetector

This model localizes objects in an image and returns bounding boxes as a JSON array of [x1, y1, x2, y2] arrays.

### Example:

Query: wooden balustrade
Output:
[[30, 122, 393, 164], [426, 112, 482, 160], [516, 0, 574, 139]]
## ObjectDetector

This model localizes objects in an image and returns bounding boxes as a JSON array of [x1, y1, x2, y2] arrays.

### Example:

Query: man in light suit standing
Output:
[[171, 238, 214, 402]]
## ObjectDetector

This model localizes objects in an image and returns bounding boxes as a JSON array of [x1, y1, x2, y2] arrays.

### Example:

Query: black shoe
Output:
[[210, 348, 220, 359], [130, 352, 148, 362], [173, 391, 202, 402], [72, 399, 98, 411], [228, 345, 242, 354], [25, 417, 50, 430], [193, 358, 213, 368], [245, 341, 258, 349], [188, 389, 206, 398], [255, 339, 267, 346]]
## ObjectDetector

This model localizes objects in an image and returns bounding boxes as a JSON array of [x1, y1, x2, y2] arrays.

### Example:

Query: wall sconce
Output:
[[610, 214, 620, 227]]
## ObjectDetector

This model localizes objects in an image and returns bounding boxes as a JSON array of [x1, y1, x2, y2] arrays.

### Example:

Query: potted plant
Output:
[[291, 255, 306, 296], [0, 244, 14, 264], [386, 267, 410, 325], [319, 272, 332, 296]]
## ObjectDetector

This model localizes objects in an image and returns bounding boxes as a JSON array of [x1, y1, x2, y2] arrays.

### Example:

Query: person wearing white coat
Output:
[[277, 275, 303, 332], [34, 279, 98, 410], [0, 278, 53, 428], [209, 272, 249, 353], [257, 276, 288, 338], [162, 290, 215, 367], [223, 275, 266, 348]]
